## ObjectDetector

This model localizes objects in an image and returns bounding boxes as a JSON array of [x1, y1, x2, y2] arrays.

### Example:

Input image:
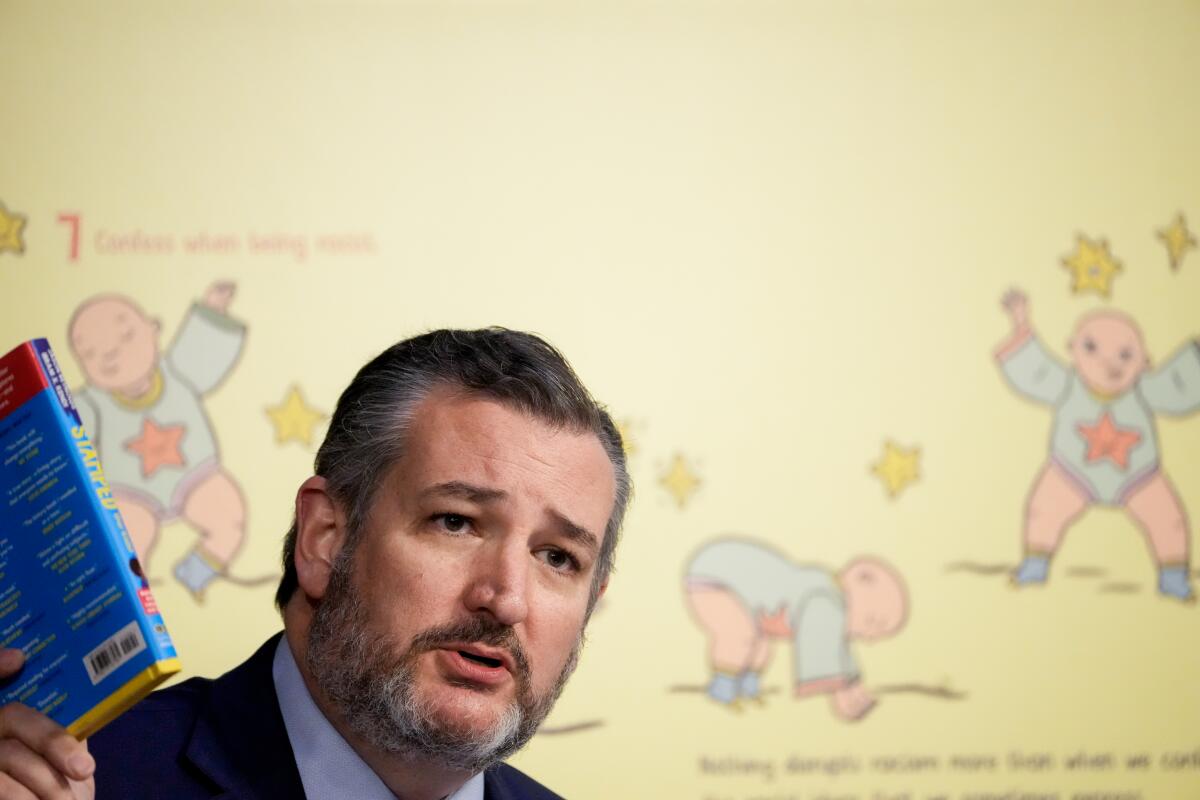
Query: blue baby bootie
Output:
[[1158, 565, 1194, 602], [174, 549, 221, 599], [707, 673, 739, 704], [1012, 555, 1050, 585], [737, 671, 761, 700]]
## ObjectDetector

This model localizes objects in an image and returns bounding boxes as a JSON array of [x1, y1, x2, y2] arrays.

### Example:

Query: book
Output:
[[0, 339, 180, 738]]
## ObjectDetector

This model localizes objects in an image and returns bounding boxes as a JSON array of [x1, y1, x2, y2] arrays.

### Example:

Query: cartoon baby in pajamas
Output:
[[68, 282, 247, 600], [996, 289, 1200, 601]]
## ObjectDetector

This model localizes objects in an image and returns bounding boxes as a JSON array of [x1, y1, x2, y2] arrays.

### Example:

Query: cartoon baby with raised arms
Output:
[[685, 538, 908, 721], [68, 282, 247, 600], [996, 289, 1200, 601]]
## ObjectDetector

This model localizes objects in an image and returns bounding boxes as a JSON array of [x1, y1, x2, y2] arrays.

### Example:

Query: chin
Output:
[[419, 682, 514, 734], [1082, 377, 1122, 395]]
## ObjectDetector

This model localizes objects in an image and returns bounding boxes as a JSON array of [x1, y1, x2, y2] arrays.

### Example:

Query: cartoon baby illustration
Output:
[[68, 281, 247, 600], [684, 538, 908, 721], [996, 289, 1200, 601]]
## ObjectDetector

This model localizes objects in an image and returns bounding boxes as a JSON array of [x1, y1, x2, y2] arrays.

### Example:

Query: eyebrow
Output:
[[420, 481, 507, 504], [420, 481, 600, 555], [548, 509, 600, 556]]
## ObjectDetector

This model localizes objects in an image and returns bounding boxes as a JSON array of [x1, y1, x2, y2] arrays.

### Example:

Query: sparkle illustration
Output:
[[1157, 213, 1197, 272], [872, 441, 920, 499], [266, 385, 326, 446], [1061, 234, 1122, 297], [0, 202, 27, 255], [659, 453, 700, 509]]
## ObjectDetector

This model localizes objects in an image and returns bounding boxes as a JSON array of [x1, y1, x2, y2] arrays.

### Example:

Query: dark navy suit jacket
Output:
[[89, 634, 564, 800]]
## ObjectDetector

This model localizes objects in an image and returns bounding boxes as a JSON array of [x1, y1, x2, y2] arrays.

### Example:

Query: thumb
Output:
[[0, 648, 24, 676]]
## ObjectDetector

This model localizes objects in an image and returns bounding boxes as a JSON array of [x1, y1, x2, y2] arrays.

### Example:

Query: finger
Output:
[[0, 738, 72, 800], [0, 706, 92, 782], [0, 651, 23, 677], [0, 770, 39, 800]]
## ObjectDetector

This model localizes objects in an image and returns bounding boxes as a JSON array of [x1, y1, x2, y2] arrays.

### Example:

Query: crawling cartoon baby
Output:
[[684, 538, 907, 721]]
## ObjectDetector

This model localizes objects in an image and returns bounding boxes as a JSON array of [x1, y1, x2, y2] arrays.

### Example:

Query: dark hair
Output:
[[275, 328, 630, 610]]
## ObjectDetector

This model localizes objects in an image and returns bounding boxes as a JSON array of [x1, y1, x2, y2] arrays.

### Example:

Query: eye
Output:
[[121, 328, 135, 343], [432, 513, 471, 534], [537, 547, 581, 574], [1083, 338, 1096, 354], [1119, 348, 1132, 361]]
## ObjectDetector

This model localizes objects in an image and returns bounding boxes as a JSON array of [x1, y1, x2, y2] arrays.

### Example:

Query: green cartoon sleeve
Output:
[[998, 335, 1070, 406], [1139, 341, 1200, 416], [166, 304, 246, 394], [793, 593, 859, 686]]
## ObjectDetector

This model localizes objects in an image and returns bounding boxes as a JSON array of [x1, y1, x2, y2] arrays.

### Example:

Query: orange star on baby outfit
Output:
[[124, 418, 187, 477], [1077, 412, 1140, 470]]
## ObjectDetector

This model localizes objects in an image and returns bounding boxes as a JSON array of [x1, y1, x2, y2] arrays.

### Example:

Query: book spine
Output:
[[29, 340, 177, 664]]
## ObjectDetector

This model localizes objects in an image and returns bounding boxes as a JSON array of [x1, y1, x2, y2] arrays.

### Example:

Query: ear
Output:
[[151, 317, 162, 335], [293, 476, 348, 601]]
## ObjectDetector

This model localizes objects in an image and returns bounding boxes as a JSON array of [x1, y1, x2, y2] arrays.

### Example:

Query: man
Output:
[[0, 328, 631, 800]]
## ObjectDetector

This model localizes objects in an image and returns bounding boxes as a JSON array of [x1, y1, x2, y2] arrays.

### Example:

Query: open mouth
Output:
[[458, 650, 504, 669]]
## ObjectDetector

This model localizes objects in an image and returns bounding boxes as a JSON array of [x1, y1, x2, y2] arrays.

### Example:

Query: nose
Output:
[[462, 538, 530, 627]]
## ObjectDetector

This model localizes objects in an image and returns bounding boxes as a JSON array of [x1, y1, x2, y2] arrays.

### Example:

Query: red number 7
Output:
[[57, 213, 81, 261]]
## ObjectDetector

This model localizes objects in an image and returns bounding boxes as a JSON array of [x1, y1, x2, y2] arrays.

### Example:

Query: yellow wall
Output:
[[3, 2, 1199, 797]]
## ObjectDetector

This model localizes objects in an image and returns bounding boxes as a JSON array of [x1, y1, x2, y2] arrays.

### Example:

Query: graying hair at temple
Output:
[[274, 327, 631, 610]]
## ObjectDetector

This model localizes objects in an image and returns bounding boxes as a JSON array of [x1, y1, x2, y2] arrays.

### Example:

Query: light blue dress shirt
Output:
[[272, 638, 485, 800]]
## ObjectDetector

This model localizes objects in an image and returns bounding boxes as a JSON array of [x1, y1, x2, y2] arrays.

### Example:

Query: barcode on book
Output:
[[83, 622, 146, 685]]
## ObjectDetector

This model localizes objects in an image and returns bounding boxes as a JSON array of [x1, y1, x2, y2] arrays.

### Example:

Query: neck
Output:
[[119, 371, 156, 399], [283, 606, 475, 800]]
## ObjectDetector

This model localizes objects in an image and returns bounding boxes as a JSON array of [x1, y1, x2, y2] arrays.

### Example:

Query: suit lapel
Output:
[[482, 770, 512, 800], [183, 633, 307, 799]]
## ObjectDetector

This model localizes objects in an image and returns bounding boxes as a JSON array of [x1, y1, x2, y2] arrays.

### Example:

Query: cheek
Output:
[[528, 601, 587, 669], [358, 549, 458, 632]]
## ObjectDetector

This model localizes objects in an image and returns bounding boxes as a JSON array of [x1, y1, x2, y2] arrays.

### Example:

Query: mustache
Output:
[[406, 617, 531, 681]]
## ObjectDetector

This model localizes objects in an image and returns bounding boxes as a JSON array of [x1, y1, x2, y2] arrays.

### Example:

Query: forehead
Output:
[[391, 388, 616, 523], [1074, 314, 1142, 346], [71, 299, 144, 336]]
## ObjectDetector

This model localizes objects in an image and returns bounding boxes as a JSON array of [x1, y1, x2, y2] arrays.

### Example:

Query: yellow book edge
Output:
[[67, 658, 183, 740]]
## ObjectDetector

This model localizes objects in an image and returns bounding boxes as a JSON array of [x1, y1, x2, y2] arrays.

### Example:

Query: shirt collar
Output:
[[272, 637, 485, 800]]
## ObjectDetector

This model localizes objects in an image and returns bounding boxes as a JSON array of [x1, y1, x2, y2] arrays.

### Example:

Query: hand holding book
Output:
[[0, 648, 95, 799]]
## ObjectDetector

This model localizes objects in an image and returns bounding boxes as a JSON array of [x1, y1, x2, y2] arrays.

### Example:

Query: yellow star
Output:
[[265, 385, 325, 446], [0, 203, 27, 255], [615, 418, 637, 458], [1061, 234, 1122, 297], [871, 441, 920, 499], [659, 453, 700, 509], [1157, 213, 1197, 272]]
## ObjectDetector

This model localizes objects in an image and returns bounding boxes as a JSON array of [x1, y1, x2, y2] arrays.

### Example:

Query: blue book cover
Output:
[[0, 339, 180, 738]]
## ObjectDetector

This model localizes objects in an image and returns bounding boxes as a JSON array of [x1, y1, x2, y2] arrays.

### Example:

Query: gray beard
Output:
[[305, 552, 583, 773]]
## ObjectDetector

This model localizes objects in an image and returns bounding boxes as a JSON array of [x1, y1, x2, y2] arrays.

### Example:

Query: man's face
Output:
[[68, 297, 160, 392], [307, 389, 616, 769], [1069, 313, 1148, 396]]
